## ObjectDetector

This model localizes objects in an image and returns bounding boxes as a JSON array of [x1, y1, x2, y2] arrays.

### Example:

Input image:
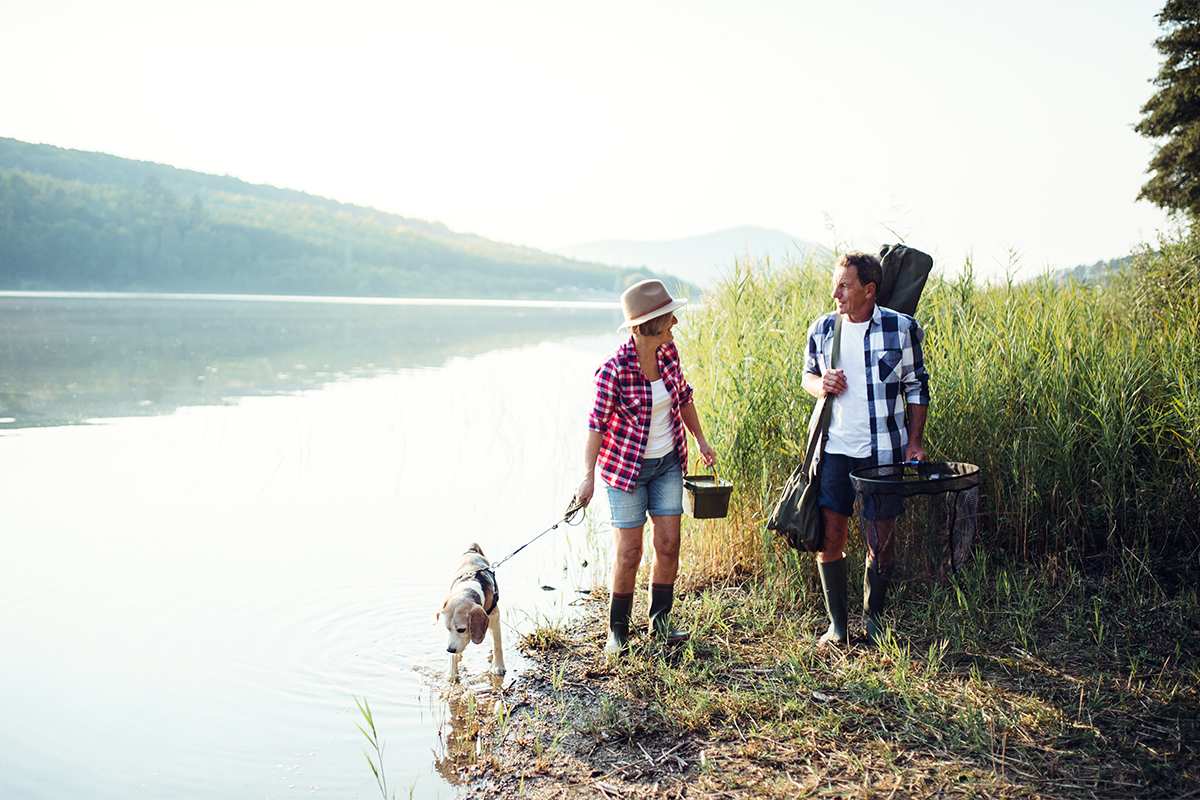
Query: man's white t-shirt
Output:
[[825, 318, 872, 458]]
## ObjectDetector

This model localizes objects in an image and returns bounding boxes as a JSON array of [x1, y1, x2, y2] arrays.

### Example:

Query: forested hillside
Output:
[[0, 138, 648, 298]]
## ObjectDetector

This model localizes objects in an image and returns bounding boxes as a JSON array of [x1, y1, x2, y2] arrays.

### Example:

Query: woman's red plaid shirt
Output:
[[588, 338, 693, 493]]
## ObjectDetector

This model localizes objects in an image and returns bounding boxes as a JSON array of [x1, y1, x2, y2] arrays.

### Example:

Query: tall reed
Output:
[[679, 244, 1200, 576], [679, 252, 830, 588]]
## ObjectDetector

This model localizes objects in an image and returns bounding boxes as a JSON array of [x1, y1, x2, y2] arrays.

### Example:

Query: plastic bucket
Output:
[[683, 470, 733, 519]]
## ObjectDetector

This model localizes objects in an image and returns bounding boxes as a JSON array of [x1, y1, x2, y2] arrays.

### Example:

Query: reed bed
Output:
[[679, 244, 1200, 574]]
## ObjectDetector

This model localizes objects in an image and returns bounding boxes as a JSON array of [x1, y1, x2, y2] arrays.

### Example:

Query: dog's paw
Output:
[[489, 662, 507, 677]]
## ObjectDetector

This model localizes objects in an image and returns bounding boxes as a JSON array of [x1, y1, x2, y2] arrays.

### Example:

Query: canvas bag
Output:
[[767, 315, 842, 551], [876, 243, 934, 316]]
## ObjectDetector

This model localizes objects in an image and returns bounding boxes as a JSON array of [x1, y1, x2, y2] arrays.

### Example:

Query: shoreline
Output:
[[447, 565, 1199, 799]]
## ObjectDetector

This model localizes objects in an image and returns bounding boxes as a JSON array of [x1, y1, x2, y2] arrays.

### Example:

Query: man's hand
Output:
[[821, 368, 847, 397], [904, 439, 926, 462]]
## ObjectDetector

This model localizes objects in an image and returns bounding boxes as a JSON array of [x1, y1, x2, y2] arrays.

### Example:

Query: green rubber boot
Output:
[[817, 558, 849, 646], [863, 558, 891, 645], [648, 583, 690, 644], [605, 592, 633, 655]]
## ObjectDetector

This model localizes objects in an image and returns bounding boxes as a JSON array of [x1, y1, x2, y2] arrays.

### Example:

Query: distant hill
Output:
[[0, 137, 675, 299], [1048, 256, 1130, 286], [553, 226, 829, 288]]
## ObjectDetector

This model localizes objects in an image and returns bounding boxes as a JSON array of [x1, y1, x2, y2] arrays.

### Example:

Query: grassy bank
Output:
[[446, 546, 1196, 798]]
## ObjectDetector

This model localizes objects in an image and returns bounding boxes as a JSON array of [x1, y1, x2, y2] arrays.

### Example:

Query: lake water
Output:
[[0, 293, 627, 799]]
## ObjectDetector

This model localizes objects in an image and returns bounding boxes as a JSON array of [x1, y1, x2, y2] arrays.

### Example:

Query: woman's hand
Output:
[[697, 440, 717, 469], [575, 474, 595, 507]]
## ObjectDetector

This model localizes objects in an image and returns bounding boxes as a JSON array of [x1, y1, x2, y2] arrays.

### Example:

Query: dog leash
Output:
[[489, 497, 587, 570]]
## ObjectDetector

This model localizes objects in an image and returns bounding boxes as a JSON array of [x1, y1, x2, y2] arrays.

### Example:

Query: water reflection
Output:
[[0, 292, 621, 429], [0, 295, 624, 799], [432, 678, 507, 786]]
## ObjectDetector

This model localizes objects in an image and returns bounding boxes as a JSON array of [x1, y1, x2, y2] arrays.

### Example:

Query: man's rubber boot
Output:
[[648, 583, 690, 644], [817, 557, 849, 646], [863, 558, 891, 645], [605, 592, 634, 655]]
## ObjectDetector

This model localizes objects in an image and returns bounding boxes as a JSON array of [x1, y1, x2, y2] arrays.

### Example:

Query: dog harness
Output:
[[453, 563, 499, 615]]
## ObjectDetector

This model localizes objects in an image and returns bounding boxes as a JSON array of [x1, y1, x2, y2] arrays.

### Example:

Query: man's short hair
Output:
[[837, 251, 883, 294]]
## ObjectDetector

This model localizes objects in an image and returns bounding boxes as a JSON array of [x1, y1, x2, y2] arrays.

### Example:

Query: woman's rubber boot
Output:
[[605, 592, 634, 655], [648, 583, 690, 644], [863, 558, 891, 645], [817, 558, 849, 647]]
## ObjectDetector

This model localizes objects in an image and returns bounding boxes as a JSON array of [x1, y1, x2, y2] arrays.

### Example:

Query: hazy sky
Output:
[[1, 0, 1176, 278]]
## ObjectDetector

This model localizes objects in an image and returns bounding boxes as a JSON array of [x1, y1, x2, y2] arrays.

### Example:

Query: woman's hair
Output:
[[632, 312, 674, 338], [837, 251, 883, 294]]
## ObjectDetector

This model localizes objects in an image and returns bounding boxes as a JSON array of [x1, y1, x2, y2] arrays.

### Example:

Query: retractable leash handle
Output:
[[563, 496, 586, 522]]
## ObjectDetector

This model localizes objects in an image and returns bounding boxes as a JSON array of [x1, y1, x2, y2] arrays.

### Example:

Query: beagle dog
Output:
[[437, 543, 505, 681]]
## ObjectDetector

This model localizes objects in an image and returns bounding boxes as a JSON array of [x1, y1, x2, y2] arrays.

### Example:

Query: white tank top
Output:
[[826, 319, 872, 457], [644, 378, 675, 458]]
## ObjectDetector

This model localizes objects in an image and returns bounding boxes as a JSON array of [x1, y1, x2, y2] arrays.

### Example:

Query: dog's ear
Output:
[[435, 596, 449, 624], [469, 606, 489, 645]]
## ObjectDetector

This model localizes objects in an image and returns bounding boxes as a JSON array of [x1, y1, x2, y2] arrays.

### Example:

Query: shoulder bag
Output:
[[767, 315, 843, 552]]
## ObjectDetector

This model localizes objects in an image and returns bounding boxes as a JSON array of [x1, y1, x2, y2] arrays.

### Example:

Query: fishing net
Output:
[[849, 461, 979, 582]]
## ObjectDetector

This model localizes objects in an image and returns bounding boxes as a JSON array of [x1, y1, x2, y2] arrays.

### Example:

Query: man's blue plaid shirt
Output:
[[804, 304, 930, 466]]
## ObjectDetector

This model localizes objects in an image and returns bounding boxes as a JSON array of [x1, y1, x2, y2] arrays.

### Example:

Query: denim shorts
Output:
[[605, 451, 685, 529], [818, 452, 902, 520]]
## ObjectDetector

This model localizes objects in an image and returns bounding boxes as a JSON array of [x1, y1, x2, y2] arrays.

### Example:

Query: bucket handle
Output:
[[692, 459, 719, 486]]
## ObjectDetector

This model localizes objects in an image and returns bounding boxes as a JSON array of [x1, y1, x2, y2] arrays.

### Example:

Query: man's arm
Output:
[[905, 403, 927, 461]]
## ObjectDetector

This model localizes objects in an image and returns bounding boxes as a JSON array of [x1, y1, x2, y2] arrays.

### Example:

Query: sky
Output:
[[0, 0, 1177, 280]]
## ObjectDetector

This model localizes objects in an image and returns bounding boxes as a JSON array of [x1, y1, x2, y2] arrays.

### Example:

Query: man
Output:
[[802, 251, 929, 646]]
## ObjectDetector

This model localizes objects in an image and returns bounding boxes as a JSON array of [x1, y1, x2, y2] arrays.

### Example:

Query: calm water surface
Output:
[[0, 294, 627, 798]]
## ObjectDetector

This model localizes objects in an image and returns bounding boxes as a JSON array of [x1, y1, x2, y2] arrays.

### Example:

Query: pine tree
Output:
[[1137, 0, 1200, 214]]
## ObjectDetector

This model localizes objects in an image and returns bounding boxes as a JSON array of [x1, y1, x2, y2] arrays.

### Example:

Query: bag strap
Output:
[[801, 314, 843, 474], [831, 313, 843, 370]]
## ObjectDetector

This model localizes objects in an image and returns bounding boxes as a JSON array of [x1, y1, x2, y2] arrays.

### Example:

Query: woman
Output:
[[575, 279, 717, 654]]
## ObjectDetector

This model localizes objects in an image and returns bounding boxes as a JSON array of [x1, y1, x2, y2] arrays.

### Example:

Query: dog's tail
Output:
[[466, 542, 485, 557]]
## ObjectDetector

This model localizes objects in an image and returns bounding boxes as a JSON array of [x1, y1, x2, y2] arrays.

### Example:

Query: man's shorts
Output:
[[817, 452, 903, 520]]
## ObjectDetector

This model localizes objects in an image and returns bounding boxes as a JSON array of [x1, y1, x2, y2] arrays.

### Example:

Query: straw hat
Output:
[[618, 279, 687, 330]]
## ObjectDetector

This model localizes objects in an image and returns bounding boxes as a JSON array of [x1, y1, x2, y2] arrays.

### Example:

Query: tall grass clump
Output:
[[920, 244, 1200, 560], [680, 241, 1200, 574], [678, 251, 831, 586]]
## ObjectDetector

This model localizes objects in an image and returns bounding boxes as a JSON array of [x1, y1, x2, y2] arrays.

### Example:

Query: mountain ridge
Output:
[[554, 226, 830, 287], [0, 137, 675, 299]]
